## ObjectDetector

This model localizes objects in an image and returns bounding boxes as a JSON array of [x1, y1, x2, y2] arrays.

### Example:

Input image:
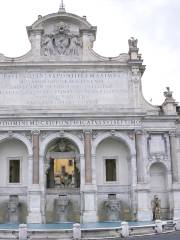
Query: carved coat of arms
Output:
[[41, 22, 83, 57]]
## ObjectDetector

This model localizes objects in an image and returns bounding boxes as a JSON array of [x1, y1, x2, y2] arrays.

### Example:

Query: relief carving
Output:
[[41, 22, 83, 57], [147, 134, 168, 161]]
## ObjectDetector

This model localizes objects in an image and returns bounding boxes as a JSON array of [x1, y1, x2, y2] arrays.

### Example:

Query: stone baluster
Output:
[[84, 130, 92, 184], [73, 223, 81, 240], [169, 131, 179, 182], [32, 130, 40, 184], [135, 130, 146, 183], [19, 224, 28, 240]]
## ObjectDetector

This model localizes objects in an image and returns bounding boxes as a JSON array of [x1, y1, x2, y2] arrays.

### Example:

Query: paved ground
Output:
[[129, 231, 180, 239]]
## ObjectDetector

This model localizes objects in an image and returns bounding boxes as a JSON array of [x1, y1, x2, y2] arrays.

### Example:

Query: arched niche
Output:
[[149, 162, 169, 219], [0, 137, 30, 187], [95, 136, 132, 221], [45, 137, 80, 189], [95, 136, 131, 186]]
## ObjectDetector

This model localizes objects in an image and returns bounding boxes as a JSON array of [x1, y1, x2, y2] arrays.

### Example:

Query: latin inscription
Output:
[[0, 71, 129, 107], [0, 119, 141, 130]]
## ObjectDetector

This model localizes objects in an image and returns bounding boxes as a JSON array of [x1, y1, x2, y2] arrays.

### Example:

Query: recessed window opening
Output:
[[106, 159, 116, 181], [9, 159, 20, 183]]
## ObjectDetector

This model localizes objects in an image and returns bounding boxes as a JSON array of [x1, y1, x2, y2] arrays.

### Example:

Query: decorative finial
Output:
[[59, 0, 66, 13]]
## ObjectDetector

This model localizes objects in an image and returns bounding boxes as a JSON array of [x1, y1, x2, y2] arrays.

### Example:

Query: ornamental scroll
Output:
[[41, 22, 83, 57]]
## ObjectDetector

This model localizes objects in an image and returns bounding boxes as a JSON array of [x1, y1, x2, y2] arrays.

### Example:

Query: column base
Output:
[[81, 211, 97, 223], [27, 186, 43, 223], [81, 186, 97, 223], [137, 187, 152, 221], [137, 211, 152, 221], [27, 212, 43, 224]]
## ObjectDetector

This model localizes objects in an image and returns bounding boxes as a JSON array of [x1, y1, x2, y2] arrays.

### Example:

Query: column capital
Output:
[[83, 129, 92, 134], [169, 130, 177, 137], [31, 130, 40, 135], [135, 129, 146, 135]]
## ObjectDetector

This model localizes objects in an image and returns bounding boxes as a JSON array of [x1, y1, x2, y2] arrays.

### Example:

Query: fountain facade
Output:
[[0, 3, 179, 225]]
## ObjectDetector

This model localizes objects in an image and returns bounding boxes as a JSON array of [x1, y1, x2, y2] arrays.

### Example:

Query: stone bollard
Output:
[[73, 223, 81, 240], [174, 218, 180, 230], [155, 220, 163, 233], [19, 224, 28, 240], [121, 221, 129, 238]]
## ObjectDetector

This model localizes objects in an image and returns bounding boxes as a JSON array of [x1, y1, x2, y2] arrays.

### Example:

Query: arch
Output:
[[149, 161, 169, 219], [40, 132, 84, 156], [0, 133, 33, 155], [147, 160, 169, 174], [92, 132, 135, 156]]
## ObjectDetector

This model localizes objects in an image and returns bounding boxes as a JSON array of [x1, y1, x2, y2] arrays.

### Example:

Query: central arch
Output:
[[40, 132, 84, 223]]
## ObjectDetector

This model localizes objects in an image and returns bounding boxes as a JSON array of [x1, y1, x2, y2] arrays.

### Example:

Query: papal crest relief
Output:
[[41, 22, 83, 57]]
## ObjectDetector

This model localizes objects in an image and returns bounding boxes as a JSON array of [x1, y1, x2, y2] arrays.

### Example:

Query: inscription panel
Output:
[[0, 119, 141, 130], [0, 71, 130, 108]]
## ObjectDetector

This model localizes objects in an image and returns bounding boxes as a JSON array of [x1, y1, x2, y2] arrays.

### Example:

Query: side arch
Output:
[[92, 131, 136, 156], [147, 160, 170, 174], [0, 132, 33, 155]]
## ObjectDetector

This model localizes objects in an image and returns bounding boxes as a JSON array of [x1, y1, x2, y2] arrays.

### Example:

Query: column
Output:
[[81, 130, 97, 223], [84, 131, 92, 184], [135, 130, 146, 183], [27, 155, 33, 187], [169, 131, 179, 182], [32, 131, 40, 184], [130, 154, 137, 220]]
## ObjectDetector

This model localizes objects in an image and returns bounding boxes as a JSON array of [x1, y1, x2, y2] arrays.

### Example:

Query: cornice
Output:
[[0, 61, 129, 68]]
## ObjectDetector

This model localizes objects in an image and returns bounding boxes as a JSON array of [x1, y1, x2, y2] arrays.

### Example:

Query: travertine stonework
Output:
[[0, 5, 180, 224]]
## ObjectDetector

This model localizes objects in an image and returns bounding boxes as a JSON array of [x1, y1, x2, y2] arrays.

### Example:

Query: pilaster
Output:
[[32, 130, 40, 184], [169, 131, 179, 182], [135, 130, 146, 183], [84, 130, 92, 184]]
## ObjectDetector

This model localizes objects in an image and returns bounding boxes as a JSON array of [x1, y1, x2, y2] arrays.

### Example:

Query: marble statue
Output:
[[128, 37, 138, 49], [152, 195, 161, 220]]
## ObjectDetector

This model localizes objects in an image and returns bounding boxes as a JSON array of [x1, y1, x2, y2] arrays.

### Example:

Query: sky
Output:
[[0, 0, 179, 105]]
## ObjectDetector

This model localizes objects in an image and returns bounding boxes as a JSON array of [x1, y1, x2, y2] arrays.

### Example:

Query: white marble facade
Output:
[[0, 5, 180, 224]]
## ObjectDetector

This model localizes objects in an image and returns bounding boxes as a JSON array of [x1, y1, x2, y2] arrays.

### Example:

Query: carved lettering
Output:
[[0, 71, 129, 107], [0, 119, 141, 130]]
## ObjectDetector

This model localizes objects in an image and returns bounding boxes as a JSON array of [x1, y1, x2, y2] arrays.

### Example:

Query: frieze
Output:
[[0, 119, 142, 130]]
